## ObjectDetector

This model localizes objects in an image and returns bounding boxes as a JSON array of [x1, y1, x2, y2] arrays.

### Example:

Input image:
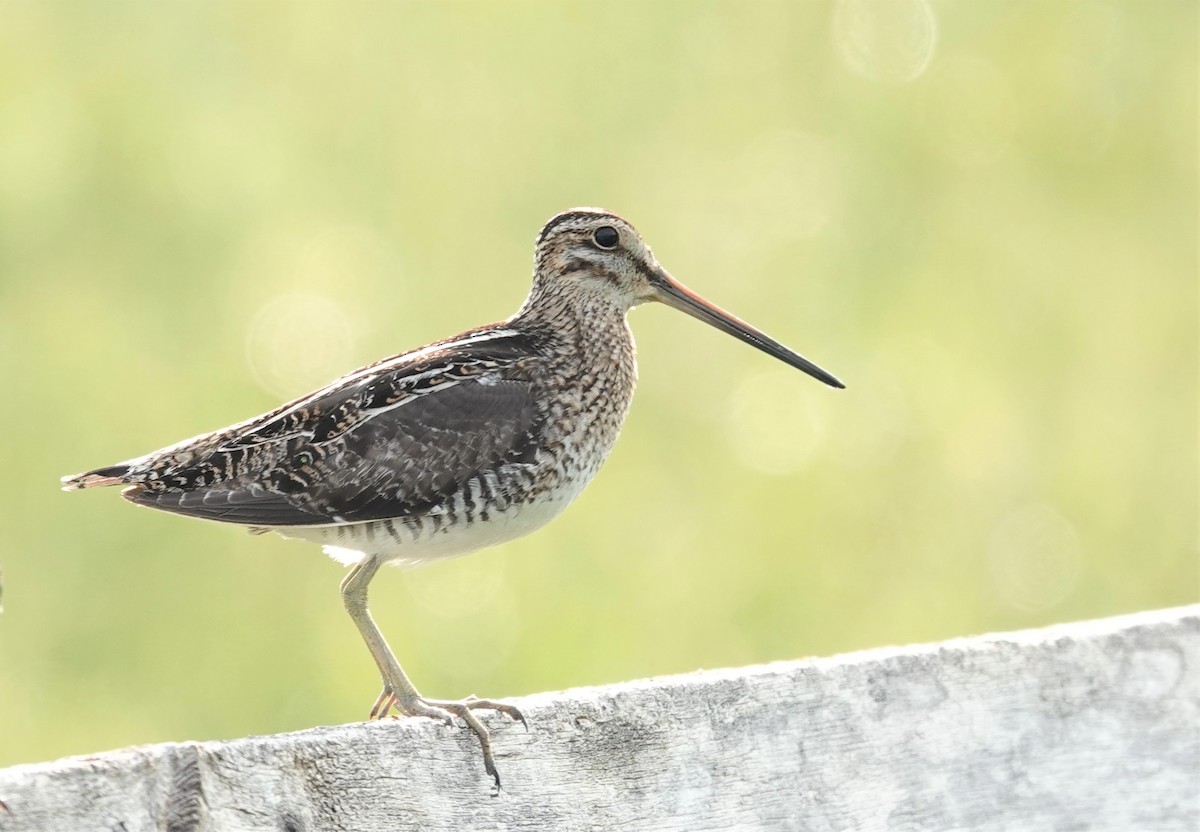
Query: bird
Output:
[[62, 208, 844, 789]]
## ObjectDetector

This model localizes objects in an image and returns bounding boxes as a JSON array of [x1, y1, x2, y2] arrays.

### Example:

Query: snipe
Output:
[[63, 209, 843, 789]]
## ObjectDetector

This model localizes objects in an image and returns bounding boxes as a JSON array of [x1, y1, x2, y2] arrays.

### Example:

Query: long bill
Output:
[[652, 272, 845, 389]]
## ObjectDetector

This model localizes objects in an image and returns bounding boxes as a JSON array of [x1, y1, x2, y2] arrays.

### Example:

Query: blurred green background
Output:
[[0, 0, 1195, 767]]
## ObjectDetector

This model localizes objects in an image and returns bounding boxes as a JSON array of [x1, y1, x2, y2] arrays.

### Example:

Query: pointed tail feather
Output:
[[61, 464, 132, 491]]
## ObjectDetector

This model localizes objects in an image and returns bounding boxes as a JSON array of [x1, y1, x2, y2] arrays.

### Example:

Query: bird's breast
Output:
[[530, 316, 638, 491]]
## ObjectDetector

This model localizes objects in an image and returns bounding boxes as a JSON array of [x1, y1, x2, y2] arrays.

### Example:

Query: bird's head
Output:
[[532, 208, 664, 308], [527, 208, 844, 389]]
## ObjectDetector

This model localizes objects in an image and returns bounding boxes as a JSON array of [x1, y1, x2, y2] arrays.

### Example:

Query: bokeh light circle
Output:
[[245, 292, 358, 400], [406, 557, 519, 682], [833, 0, 938, 84], [987, 504, 1082, 612]]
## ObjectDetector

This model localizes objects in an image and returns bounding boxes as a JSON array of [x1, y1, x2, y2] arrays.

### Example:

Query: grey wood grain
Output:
[[1, 606, 1196, 832]]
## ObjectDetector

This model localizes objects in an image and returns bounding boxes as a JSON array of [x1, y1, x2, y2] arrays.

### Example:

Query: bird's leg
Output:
[[339, 555, 525, 789], [339, 554, 438, 718]]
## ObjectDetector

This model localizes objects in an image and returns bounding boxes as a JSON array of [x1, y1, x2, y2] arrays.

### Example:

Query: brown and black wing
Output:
[[63, 327, 550, 527], [124, 375, 540, 526]]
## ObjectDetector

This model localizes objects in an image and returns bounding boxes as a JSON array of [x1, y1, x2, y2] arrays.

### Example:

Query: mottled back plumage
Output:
[[101, 327, 548, 527]]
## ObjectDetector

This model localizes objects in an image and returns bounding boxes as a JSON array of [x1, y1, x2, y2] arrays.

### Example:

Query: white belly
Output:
[[275, 472, 593, 569]]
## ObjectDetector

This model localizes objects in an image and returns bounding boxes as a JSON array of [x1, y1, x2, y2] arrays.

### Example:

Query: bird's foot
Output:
[[369, 687, 526, 790]]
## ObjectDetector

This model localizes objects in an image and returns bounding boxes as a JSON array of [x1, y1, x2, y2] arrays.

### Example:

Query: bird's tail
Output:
[[60, 464, 132, 491]]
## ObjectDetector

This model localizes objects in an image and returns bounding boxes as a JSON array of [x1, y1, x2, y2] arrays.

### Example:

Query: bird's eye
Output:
[[592, 226, 619, 250]]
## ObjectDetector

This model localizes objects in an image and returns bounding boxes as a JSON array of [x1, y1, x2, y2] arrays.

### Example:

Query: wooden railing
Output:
[[0, 606, 1195, 831]]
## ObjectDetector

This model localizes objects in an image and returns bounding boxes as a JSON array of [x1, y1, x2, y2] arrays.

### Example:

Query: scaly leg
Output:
[[339, 555, 525, 789]]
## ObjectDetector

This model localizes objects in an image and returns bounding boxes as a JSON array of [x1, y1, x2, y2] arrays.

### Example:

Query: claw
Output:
[[367, 686, 521, 790], [369, 687, 395, 720], [463, 697, 527, 730], [413, 696, 524, 791]]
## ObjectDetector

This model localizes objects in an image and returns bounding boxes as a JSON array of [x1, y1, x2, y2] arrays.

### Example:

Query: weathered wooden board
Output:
[[0, 606, 1196, 831]]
